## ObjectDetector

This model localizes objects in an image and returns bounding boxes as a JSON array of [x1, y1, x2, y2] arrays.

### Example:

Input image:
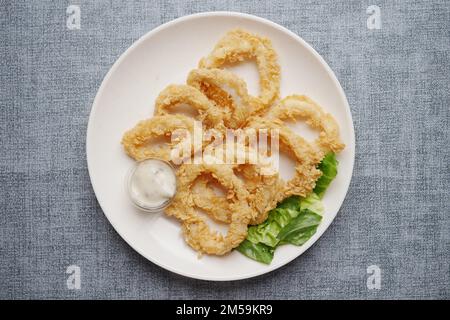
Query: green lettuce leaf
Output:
[[277, 209, 322, 246], [247, 208, 290, 247], [246, 196, 301, 247], [237, 152, 338, 262], [313, 153, 338, 198], [277, 195, 301, 211], [300, 192, 324, 215], [236, 240, 275, 264]]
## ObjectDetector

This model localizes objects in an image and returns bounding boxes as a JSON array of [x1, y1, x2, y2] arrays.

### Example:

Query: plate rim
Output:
[[86, 11, 355, 281]]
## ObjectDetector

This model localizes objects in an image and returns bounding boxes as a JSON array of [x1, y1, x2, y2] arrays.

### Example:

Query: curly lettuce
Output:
[[237, 153, 338, 264], [236, 240, 274, 265], [313, 152, 338, 198], [246, 196, 301, 247], [277, 209, 322, 246]]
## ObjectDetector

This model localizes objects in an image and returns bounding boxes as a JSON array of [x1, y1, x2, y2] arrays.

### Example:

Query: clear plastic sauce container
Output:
[[126, 158, 177, 213]]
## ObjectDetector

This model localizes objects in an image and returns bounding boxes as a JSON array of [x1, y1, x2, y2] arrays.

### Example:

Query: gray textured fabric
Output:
[[1, 0, 449, 299]]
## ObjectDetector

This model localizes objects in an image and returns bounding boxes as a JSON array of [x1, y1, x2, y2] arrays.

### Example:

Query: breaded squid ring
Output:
[[237, 164, 285, 224], [199, 29, 280, 109], [193, 164, 284, 225], [265, 95, 345, 155], [121, 114, 196, 162], [154, 84, 224, 128], [191, 145, 284, 225], [165, 163, 254, 255], [192, 175, 231, 223], [187, 68, 262, 128], [247, 117, 323, 197]]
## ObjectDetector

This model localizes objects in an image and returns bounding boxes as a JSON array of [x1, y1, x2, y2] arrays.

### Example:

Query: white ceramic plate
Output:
[[87, 12, 355, 281]]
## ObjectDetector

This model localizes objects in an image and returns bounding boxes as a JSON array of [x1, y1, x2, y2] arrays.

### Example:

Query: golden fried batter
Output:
[[199, 29, 280, 111], [154, 84, 225, 128], [266, 95, 345, 155], [165, 163, 253, 255], [187, 68, 262, 128], [121, 114, 196, 162]]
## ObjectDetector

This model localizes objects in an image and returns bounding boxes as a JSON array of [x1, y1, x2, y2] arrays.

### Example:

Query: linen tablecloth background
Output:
[[1, 0, 449, 299]]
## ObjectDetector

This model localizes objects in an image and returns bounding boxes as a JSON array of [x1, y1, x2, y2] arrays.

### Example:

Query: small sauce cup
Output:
[[126, 158, 177, 213]]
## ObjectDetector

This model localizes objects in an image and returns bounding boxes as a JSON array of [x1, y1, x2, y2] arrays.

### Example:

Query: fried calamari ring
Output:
[[121, 114, 196, 162], [199, 29, 280, 109], [191, 174, 233, 223], [266, 95, 345, 155], [193, 165, 284, 225], [154, 84, 224, 128], [192, 146, 284, 225], [165, 163, 253, 255], [247, 117, 322, 197], [187, 68, 262, 128], [237, 164, 285, 224]]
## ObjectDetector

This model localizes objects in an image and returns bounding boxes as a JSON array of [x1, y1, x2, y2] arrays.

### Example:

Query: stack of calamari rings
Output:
[[122, 29, 345, 256]]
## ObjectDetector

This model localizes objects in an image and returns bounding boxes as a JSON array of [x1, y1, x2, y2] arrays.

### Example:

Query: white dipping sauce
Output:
[[128, 159, 176, 210]]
